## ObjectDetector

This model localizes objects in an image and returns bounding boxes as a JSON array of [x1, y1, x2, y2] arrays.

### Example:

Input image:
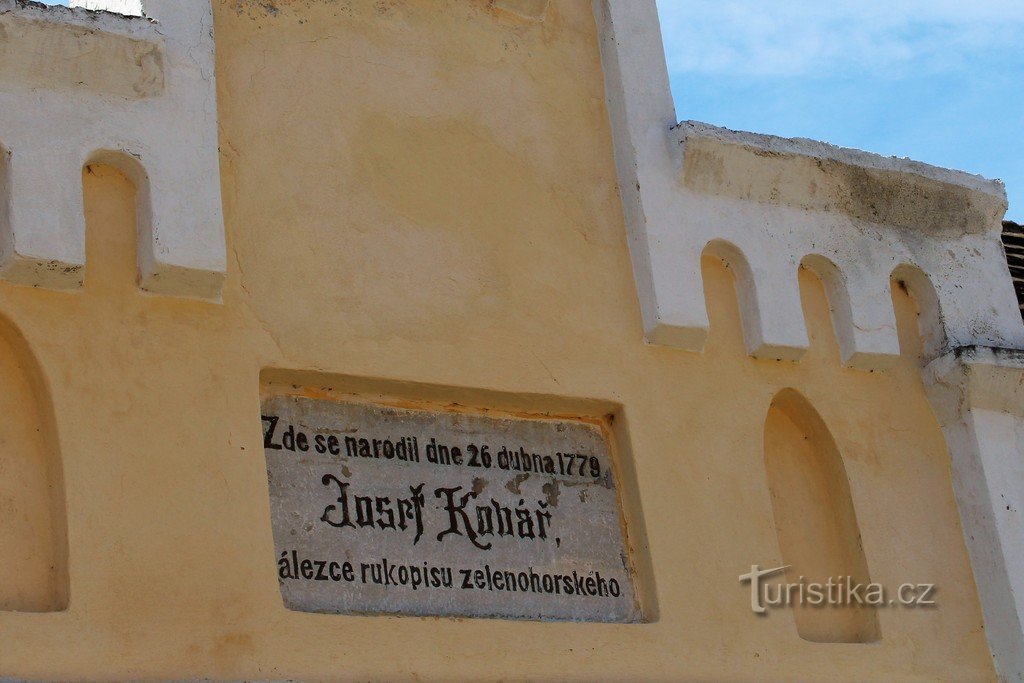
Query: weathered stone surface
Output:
[[261, 394, 640, 622]]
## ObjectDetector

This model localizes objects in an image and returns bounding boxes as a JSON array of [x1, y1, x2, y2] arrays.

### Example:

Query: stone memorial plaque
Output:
[[260, 393, 641, 622]]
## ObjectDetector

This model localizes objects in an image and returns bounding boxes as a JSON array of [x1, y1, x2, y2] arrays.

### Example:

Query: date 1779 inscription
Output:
[[260, 393, 640, 622]]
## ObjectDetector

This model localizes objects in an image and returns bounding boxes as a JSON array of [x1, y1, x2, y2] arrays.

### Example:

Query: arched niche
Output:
[[890, 263, 946, 363], [84, 149, 152, 289], [799, 254, 853, 352], [0, 315, 68, 612], [702, 238, 760, 353], [763, 388, 878, 643]]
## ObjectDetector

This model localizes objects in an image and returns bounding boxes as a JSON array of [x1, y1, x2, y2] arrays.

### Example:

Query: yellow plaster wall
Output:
[[0, 0, 996, 679], [0, 313, 67, 614]]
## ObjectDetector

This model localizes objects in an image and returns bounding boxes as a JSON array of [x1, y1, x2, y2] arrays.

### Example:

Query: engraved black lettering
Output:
[[262, 415, 283, 450]]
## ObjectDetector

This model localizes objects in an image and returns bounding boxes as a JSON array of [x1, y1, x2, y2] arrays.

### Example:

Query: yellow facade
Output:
[[0, 1, 1012, 680]]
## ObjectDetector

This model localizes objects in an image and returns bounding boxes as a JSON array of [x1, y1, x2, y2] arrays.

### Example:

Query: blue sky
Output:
[[655, 0, 1024, 221]]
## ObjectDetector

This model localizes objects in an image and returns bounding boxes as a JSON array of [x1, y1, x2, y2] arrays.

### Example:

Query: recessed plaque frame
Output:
[[258, 371, 653, 623]]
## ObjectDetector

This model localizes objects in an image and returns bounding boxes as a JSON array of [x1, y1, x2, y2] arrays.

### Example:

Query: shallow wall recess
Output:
[[763, 389, 878, 643], [0, 316, 68, 613], [258, 368, 658, 623]]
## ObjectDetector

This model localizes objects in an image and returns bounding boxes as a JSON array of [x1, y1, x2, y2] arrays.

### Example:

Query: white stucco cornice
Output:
[[593, 0, 1024, 369], [0, 0, 226, 299]]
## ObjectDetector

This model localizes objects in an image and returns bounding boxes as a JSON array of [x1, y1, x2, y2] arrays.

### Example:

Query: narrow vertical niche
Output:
[[0, 316, 68, 612], [763, 388, 878, 643], [84, 152, 150, 292], [890, 264, 945, 363]]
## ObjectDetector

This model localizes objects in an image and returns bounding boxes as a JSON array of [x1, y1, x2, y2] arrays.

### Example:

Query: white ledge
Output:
[[676, 121, 1007, 236], [677, 120, 1006, 201]]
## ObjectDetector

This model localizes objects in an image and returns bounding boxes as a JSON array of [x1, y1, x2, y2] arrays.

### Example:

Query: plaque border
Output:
[[258, 367, 659, 623]]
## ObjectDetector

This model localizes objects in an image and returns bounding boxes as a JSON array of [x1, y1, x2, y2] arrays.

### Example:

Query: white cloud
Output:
[[656, 0, 1024, 77]]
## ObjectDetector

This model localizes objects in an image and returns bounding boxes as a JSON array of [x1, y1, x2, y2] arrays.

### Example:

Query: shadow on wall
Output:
[[0, 315, 68, 613], [763, 388, 879, 643]]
